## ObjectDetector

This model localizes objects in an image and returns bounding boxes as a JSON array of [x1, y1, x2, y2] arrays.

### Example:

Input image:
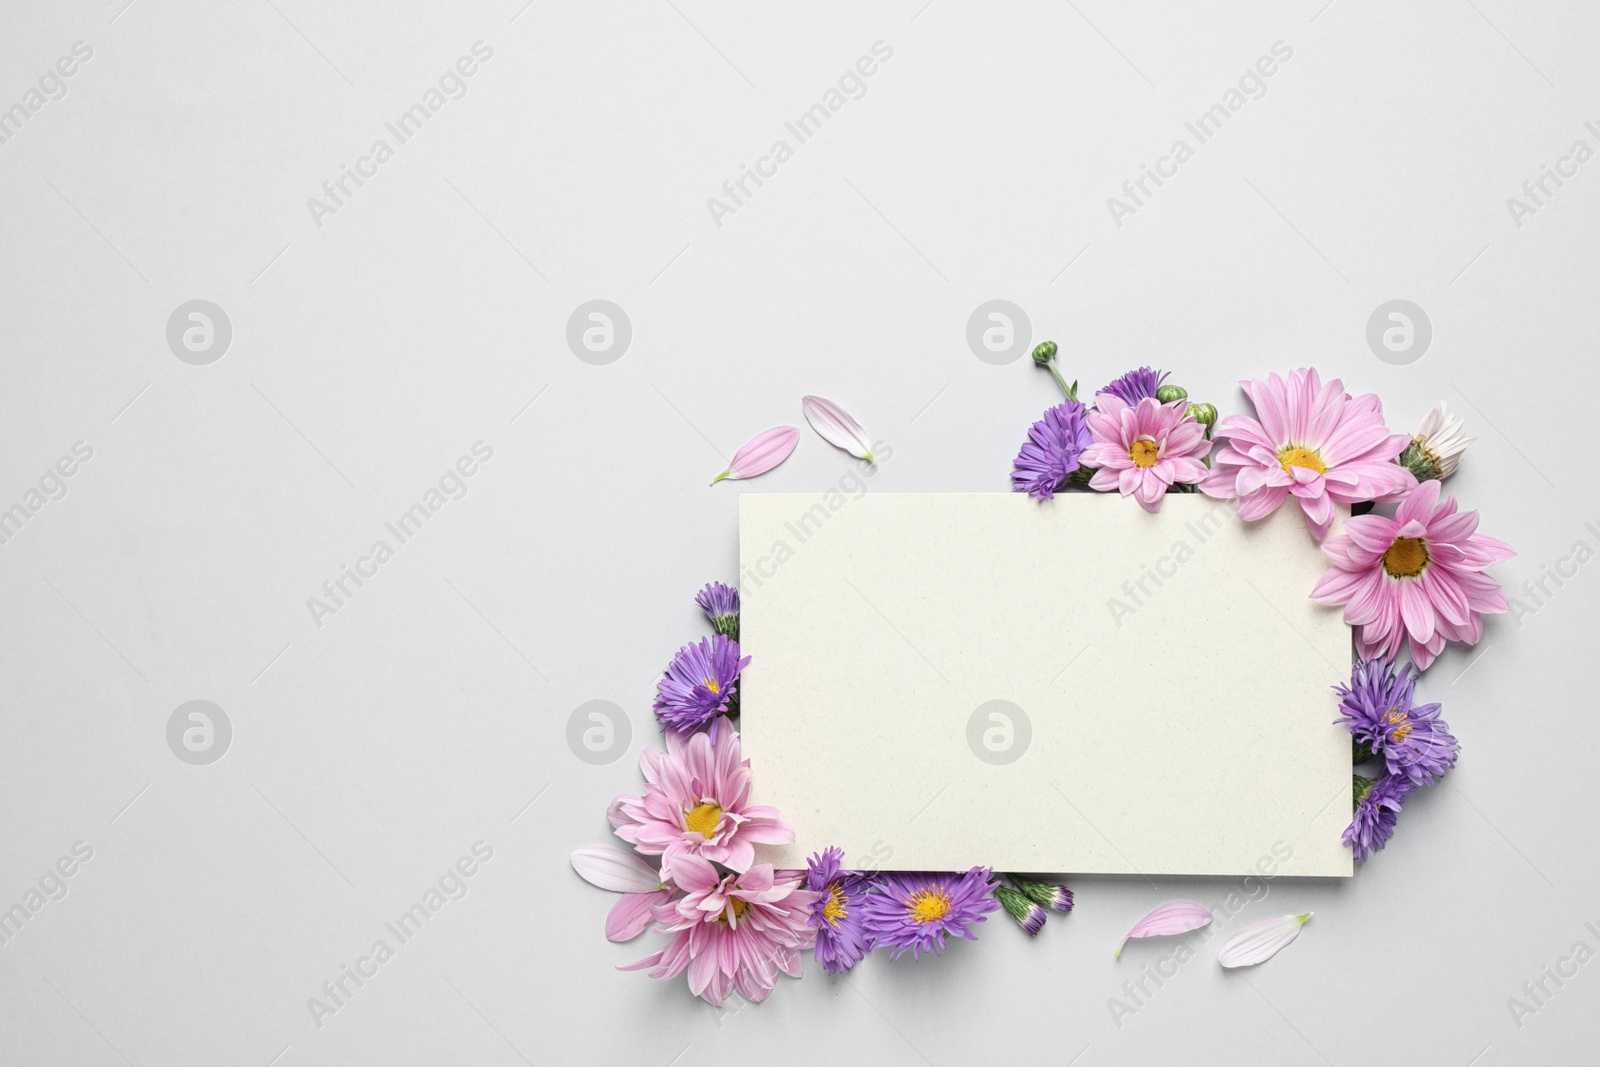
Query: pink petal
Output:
[[1116, 900, 1213, 957], [713, 426, 800, 484], [570, 844, 663, 894], [1218, 912, 1313, 968], [801, 395, 875, 460], [606, 890, 670, 941]]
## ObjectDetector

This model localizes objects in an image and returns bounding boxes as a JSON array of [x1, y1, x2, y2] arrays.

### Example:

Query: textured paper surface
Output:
[[739, 493, 1353, 877]]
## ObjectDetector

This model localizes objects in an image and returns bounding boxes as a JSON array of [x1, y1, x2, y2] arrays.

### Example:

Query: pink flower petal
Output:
[[1218, 912, 1313, 968], [606, 890, 671, 941], [1116, 900, 1213, 957], [801, 395, 875, 460], [712, 426, 800, 484], [570, 844, 664, 894]]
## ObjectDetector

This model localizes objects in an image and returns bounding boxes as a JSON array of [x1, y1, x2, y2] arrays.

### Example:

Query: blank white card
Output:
[[739, 493, 1353, 877]]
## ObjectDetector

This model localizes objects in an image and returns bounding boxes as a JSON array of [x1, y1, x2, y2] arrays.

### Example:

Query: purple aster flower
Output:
[[1010, 399, 1092, 501], [694, 581, 740, 639], [1097, 366, 1170, 407], [862, 868, 1000, 960], [653, 634, 750, 733], [1344, 774, 1414, 861], [805, 847, 872, 974], [1335, 657, 1458, 786]]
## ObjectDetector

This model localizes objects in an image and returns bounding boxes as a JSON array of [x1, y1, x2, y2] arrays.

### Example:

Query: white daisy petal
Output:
[[1218, 912, 1313, 968], [571, 844, 663, 894]]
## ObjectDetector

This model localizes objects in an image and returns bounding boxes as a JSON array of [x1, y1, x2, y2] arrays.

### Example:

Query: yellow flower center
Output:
[[1382, 537, 1429, 578], [907, 886, 953, 924], [704, 677, 721, 695], [1384, 707, 1412, 743], [717, 897, 748, 923], [1129, 437, 1160, 468], [823, 881, 848, 926], [685, 802, 722, 838], [1278, 447, 1326, 475]]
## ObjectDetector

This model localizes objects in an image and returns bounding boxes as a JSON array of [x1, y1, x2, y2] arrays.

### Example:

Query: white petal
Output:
[[801, 395, 875, 460], [570, 844, 662, 894], [1217, 912, 1313, 968]]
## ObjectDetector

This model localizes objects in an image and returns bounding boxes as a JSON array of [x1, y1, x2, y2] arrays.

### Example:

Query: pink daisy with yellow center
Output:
[[1081, 394, 1212, 512], [1310, 480, 1514, 669]]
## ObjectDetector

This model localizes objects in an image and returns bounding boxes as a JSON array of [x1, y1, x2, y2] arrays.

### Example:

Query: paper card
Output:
[[739, 492, 1353, 877]]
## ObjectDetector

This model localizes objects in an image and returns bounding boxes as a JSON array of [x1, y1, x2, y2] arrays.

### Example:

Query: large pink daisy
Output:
[[1201, 368, 1415, 539], [1081, 394, 1212, 512], [608, 718, 794, 872], [621, 857, 817, 1006], [1310, 480, 1513, 669]]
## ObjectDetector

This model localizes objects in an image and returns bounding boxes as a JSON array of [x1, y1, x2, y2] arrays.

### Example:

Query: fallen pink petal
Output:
[[1116, 900, 1213, 957], [1218, 912, 1313, 968], [802, 395, 876, 461], [712, 426, 800, 484]]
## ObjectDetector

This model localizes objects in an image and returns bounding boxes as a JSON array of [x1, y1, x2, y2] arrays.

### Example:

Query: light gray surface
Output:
[[0, 1, 1594, 1065]]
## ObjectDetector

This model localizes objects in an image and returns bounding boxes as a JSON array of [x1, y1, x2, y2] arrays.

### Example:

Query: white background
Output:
[[1, 1, 1595, 1065]]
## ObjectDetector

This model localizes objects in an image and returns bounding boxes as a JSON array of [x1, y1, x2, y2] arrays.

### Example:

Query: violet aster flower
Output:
[[1345, 775, 1414, 861], [1097, 366, 1170, 407], [1335, 657, 1458, 786], [862, 868, 1000, 960], [806, 847, 872, 974], [1011, 399, 1093, 501], [694, 581, 740, 639], [653, 634, 750, 733]]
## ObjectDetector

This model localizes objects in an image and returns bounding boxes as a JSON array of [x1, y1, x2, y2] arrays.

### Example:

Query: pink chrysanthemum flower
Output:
[[621, 857, 817, 1006], [1201, 368, 1416, 539], [608, 718, 794, 872], [1081, 394, 1212, 512], [1310, 480, 1514, 669]]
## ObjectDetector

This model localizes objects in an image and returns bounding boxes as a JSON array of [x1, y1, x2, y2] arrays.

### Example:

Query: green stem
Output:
[[1047, 362, 1074, 399]]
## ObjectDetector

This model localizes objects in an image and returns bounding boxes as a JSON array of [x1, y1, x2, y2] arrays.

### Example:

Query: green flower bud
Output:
[[1352, 738, 1374, 765], [1352, 774, 1377, 808], [995, 885, 1046, 937], [1156, 384, 1188, 403], [1031, 341, 1058, 366], [1187, 402, 1217, 426]]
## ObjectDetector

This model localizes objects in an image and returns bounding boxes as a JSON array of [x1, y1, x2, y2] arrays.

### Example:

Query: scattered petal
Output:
[[1217, 912, 1313, 968], [712, 426, 799, 484], [801, 395, 875, 460], [570, 844, 664, 894], [1116, 900, 1213, 957]]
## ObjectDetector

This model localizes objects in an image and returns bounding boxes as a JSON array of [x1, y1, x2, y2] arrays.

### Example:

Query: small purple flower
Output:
[[653, 634, 750, 733], [1011, 399, 1092, 501], [1097, 366, 1169, 407], [1345, 775, 1414, 861], [694, 581, 740, 639], [806, 847, 872, 974], [862, 868, 1000, 960], [1335, 657, 1458, 786]]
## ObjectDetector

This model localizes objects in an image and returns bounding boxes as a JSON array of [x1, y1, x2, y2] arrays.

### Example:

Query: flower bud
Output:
[[995, 885, 1046, 937], [1156, 384, 1188, 403], [1031, 340, 1058, 366], [1187, 402, 1217, 426], [1352, 774, 1377, 808]]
